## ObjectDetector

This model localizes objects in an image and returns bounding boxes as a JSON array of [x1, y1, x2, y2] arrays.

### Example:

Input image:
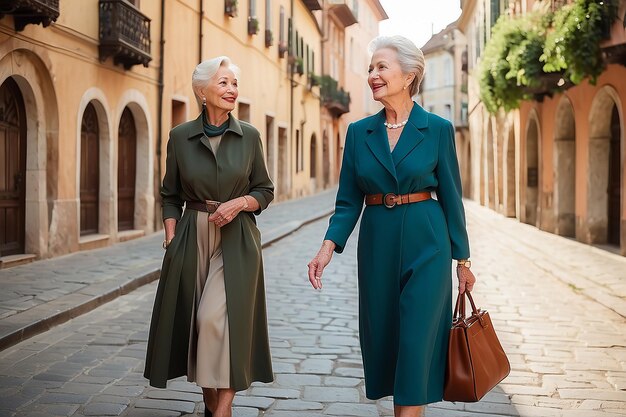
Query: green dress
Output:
[[144, 113, 274, 390], [324, 103, 470, 405]]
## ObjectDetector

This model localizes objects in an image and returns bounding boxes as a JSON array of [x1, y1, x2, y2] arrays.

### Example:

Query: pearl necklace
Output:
[[383, 119, 408, 129]]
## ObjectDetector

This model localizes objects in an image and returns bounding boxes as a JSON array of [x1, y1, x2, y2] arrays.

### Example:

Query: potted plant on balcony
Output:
[[479, 12, 548, 113], [294, 57, 304, 75], [265, 29, 273, 47], [541, 0, 618, 85], [225, 0, 238, 17], [278, 42, 288, 58], [248, 16, 260, 35]]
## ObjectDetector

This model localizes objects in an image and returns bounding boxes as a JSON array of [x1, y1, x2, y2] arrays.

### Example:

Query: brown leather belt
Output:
[[186, 200, 221, 213], [365, 191, 431, 208]]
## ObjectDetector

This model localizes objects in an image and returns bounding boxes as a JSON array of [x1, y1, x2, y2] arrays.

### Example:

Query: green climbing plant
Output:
[[541, 0, 618, 84], [479, 0, 618, 114], [479, 12, 549, 113]]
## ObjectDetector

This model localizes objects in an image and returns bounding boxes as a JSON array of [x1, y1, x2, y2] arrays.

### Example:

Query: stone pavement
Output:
[[0, 189, 337, 351], [1, 198, 626, 416]]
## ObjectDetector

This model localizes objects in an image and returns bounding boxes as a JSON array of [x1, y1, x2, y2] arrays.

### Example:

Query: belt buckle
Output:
[[205, 200, 221, 213], [383, 193, 397, 208]]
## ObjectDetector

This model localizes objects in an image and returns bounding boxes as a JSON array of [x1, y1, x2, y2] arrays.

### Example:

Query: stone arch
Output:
[[0, 48, 59, 257], [503, 125, 516, 217], [553, 96, 576, 237], [76, 89, 114, 240], [587, 86, 623, 249], [486, 118, 496, 209], [524, 110, 541, 227], [116, 90, 154, 235]]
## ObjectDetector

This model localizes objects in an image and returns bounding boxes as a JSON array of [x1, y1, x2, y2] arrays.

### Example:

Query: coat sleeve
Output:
[[435, 121, 470, 260], [248, 133, 275, 215], [161, 135, 184, 221], [324, 123, 364, 253]]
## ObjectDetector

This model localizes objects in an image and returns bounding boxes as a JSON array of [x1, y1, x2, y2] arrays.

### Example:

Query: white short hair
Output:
[[192, 56, 241, 98], [368, 35, 425, 97]]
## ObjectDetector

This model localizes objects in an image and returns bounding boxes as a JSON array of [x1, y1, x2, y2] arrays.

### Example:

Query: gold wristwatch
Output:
[[457, 259, 472, 268]]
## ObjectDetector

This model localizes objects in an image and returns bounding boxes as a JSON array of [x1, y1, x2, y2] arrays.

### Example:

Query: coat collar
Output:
[[187, 111, 244, 140], [365, 102, 429, 180]]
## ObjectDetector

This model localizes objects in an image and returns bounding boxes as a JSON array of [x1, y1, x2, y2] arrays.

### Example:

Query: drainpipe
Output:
[[155, 0, 166, 230], [289, 0, 294, 198], [199, 0, 203, 63]]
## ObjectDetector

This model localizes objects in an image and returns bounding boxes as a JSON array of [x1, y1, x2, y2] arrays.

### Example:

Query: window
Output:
[[249, 0, 257, 17], [279, 6, 285, 45], [238, 102, 250, 122], [444, 104, 452, 121]]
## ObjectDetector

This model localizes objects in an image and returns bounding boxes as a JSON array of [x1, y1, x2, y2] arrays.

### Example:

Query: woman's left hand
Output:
[[457, 265, 476, 293], [208, 197, 246, 227]]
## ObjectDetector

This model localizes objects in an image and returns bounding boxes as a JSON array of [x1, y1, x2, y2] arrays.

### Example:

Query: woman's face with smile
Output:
[[202, 66, 238, 112], [368, 48, 408, 102]]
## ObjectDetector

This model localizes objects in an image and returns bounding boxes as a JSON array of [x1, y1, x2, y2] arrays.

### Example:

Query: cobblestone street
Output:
[[1, 199, 626, 417]]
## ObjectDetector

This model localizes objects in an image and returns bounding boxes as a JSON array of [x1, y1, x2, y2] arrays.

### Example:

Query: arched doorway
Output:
[[322, 130, 330, 187], [118, 108, 136, 231], [487, 119, 496, 209], [80, 103, 100, 236], [310, 134, 317, 180], [0, 78, 27, 256], [479, 137, 486, 205], [587, 88, 622, 247], [553, 98, 576, 237], [525, 117, 540, 226], [505, 128, 516, 217], [608, 105, 621, 246]]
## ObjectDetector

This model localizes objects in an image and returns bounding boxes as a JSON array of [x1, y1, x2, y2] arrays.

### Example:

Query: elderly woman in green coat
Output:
[[144, 56, 274, 417], [308, 36, 476, 417]]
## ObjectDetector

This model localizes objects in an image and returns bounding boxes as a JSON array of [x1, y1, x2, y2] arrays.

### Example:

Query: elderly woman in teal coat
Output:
[[308, 36, 477, 417], [145, 56, 274, 417]]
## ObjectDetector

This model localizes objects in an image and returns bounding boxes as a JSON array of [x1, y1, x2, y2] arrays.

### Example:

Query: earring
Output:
[[202, 97, 206, 107], [403, 86, 407, 90]]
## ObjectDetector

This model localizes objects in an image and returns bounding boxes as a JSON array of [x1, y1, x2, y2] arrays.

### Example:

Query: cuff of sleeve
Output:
[[249, 191, 270, 215], [324, 231, 345, 254], [162, 205, 182, 222]]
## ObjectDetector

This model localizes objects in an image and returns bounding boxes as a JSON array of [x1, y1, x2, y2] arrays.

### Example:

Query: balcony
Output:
[[0, 0, 59, 31], [327, 0, 357, 28], [319, 75, 350, 117], [99, 0, 152, 69], [302, 0, 322, 12]]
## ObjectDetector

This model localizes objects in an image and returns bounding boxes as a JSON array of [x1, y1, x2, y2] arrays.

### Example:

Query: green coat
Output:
[[144, 113, 274, 390], [325, 103, 470, 405]]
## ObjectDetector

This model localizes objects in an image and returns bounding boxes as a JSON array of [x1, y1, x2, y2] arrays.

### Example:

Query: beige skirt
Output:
[[187, 211, 231, 388]]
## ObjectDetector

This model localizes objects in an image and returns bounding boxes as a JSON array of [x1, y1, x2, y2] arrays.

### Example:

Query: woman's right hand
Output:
[[307, 240, 336, 290]]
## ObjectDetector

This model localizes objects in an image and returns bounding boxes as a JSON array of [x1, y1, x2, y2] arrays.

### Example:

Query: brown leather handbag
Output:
[[443, 291, 510, 402]]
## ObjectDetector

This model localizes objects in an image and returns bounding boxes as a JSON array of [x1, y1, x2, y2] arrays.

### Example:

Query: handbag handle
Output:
[[453, 291, 480, 321]]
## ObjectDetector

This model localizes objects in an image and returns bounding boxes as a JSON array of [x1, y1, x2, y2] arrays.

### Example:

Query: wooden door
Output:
[[118, 108, 136, 231], [80, 104, 99, 236], [0, 78, 26, 256], [608, 105, 621, 245]]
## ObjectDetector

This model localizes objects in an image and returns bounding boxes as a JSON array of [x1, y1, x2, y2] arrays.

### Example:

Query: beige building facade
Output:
[[458, 0, 626, 255], [0, 0, 385, 265], [418, 22, 471, 195], [316, 0, 387, 190]]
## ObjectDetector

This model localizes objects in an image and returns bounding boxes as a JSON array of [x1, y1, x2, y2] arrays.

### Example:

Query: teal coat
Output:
[[325, 103, 470, 405], [144, 113, 274, 391]]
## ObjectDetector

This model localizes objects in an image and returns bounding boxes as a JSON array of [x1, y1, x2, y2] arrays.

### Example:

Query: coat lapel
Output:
[[392, 103, 429, 167], [365, 109, 397, 180]]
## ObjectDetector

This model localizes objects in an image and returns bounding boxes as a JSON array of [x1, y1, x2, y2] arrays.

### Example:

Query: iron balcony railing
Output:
[[0, 0, 59, 31], [99, 0, 152, 69], [319, 75, 351, 117]]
